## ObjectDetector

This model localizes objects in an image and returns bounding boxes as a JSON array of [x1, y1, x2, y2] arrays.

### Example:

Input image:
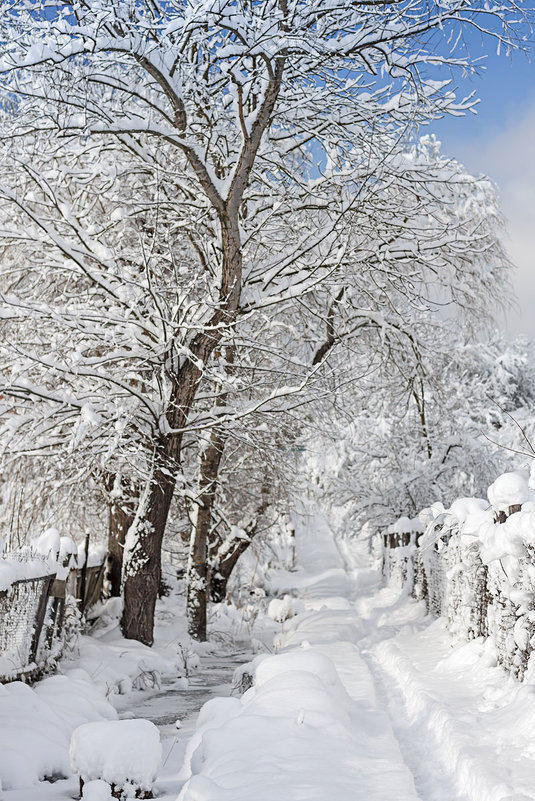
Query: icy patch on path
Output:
[[121, 651, 250, 801]]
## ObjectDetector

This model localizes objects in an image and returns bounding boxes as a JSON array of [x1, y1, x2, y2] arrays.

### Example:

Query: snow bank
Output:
[[0, 595, 184, 791], [179, 651, 359, 801], [373, 622, 535, 801], [70, 719, 161, 793], [0, 671, 117, 790], [74, 624, 177, 698], [81, 779, 114, 800]]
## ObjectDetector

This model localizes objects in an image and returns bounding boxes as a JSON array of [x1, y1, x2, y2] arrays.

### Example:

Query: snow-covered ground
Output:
[[4, 510, 535, 800]]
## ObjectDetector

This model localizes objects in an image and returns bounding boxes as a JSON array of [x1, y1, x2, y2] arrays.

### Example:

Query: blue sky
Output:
[[427, 32, 535, 348]]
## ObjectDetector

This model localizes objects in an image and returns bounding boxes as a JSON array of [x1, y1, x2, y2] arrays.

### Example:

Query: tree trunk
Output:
[[187, 429, 227, 639], [209, 474, 271, 603], [121, 458, 176, 646], [107, 479, 138, 598], [121, 195, 245, 645], [184, 214, 241, 640], [210, 539, 251, 603]]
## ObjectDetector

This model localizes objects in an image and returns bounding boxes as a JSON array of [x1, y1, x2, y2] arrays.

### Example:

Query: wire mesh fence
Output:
[[0, 574, 54, 680], [0, 563, 106, 683]]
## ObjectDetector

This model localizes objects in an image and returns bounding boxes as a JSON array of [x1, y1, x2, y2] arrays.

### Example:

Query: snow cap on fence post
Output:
[[387, 516, 412, 547], [488, 471, 531, 521], [58, 537, 78, 580], [387, 516, 424, 547]]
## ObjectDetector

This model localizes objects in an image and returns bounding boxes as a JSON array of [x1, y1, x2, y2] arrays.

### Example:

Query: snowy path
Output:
[[360, 642, 470, 801], [7, 514, 535, 801], [364, 603, 535, 801], [177, 513, 535, 801], [269, 522, 427, 801]]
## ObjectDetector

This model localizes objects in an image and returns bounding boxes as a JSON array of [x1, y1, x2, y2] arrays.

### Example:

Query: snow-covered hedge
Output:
[[383, 470, 535, 679]]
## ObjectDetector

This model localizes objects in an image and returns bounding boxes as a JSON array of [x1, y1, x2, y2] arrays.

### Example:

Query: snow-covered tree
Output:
[[308, 335, 535, 536], [0, 0, 528, 643]]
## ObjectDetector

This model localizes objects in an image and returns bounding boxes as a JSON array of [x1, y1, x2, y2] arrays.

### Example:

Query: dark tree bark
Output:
[[210, 536, 252, 603], [105, 475, 139, 598], [121, 457, 176, 645], [187, 429, 227, 640]]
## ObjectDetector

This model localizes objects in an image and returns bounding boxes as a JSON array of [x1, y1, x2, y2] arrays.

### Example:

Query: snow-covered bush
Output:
[[0, 671, 117, 791], [267, 595, 305, 625], [70, 719, 161, 799]]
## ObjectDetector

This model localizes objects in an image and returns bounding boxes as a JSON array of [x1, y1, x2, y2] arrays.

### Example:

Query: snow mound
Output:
[[0, 672, 116, 790], [34, 527, 61, 561], [254, 650, 344, 693], [81, 779, 113, 800], [448, 497, 488, 524], [178, 651, 357, 801], [267, 594, 305, 623], [70, 719, 161, 793]]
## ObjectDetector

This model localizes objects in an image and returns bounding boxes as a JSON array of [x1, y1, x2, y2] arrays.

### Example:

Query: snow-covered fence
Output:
[[76, 561, 107, 613], [0, 539, 107, 683], [382, 471, 535, 680], [382, 517, 422, 594], [0, 571, 55, 681]]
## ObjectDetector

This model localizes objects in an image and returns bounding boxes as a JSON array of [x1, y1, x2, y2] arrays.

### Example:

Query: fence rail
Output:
[[0, 562, 106, 684]]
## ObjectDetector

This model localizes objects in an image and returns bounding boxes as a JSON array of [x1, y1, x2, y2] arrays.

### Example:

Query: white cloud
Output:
[[441, 103, 535, 347]]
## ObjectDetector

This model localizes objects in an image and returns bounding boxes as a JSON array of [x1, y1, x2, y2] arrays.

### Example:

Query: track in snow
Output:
[[360, 640, 470, 801]]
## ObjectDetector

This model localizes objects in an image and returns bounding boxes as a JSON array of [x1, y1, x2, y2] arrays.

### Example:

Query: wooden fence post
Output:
[[29, 575, 55, 665]]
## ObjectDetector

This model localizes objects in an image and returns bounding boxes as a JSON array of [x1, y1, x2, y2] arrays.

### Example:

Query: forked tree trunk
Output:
[[209, 473, 271, 603], [210, 538, 252, 603], [119, 61, 282, 645], [119, 262, 236, 646], [118, 220, 234, 645]]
